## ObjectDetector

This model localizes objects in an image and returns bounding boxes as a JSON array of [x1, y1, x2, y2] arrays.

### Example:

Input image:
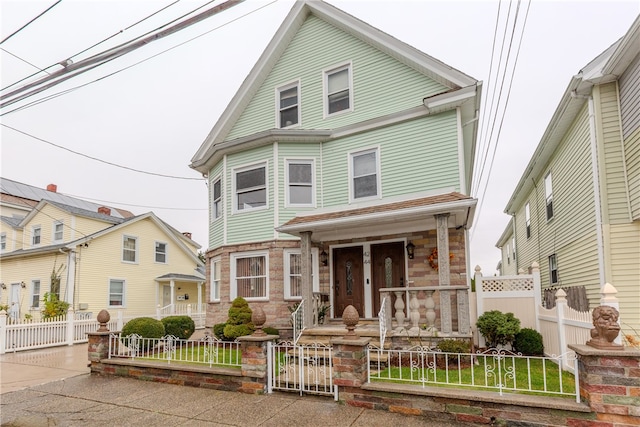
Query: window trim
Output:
[[210, 257, 221, 302], [276, 80, 301, 128], [544, 172, 554, 221], [323, 62, 353, 118], [283, 248, 320, 300], [0, 232, 6, 252], [155, 241, 168, 264], [52, 221, 64, 243], [108, 278, 126, 308], [525, 202, 531, 239], [348, 146, 381, 203], [31, 225, 41, 246], [285, 158, 316, 208], [230, 251, 269, 302], [122, 235, 138, 264], [548, 254, 558, 285], [31, 279, 41, 308], [232, 162, 268, 214], [211, 175, 223, 221]]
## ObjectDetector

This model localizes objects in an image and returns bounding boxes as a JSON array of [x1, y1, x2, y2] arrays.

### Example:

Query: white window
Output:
[[31, 280, 41, 308], [277, 81, 300, 128], [544, 173, 554, 221], [284, 248, 319, 300], [0, 233, 6, 251], [53, 221, 63, 242], [506, 243, 511, 265], [548, 254, 558, 284], [286, 159, 314, 207], [32, 226, 41, 246], [210, 257, 221, 302], [324, 63, 352, 116], [212, 177, 222, 220], [525, 203, 531, 239], [109, 279, 125, 307], [122, 236, 138, 263], [234, 163, 267, 212], [350, 148, 380, 201], [512, 237, 516, 261], [155, 242, 167, 263], [230, 252, 268, 301]]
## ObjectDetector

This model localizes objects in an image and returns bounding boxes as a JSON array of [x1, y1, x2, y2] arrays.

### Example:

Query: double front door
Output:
[[333, 242, 405, 318]]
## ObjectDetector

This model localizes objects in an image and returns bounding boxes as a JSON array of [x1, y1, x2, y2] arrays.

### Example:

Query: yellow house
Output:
[[1, 198, 204, 321]]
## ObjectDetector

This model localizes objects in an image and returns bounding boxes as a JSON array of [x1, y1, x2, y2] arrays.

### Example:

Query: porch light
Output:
[[406, 242, 415, 259], [20, 281, 26, 288], [0, 283, 5, 290], [320, 250, 328, 266]]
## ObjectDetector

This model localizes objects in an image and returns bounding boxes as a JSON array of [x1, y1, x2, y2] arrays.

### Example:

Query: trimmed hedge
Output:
[[161, 315, 195, 339], [122, 317, 165, 351], [514, 328, 544, 355]]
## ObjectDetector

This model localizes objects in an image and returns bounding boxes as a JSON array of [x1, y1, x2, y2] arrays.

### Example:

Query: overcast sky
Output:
[[1, 0, 638, 274]]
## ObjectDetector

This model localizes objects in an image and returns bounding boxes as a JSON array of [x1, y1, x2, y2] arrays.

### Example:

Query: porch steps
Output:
[[297, 319, 391, 350]]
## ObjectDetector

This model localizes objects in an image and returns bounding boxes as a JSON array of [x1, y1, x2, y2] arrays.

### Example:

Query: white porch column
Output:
[[436, 213, 452, 334], [170, 280, 175, 314], [65, 250, 77, 309], [197, 282, 203, 312], [301, 231, 313, 328]]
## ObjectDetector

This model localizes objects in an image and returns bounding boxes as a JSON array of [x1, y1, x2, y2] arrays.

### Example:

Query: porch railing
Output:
[[292, 300, 304, 344], [378, 295, 389, 349]]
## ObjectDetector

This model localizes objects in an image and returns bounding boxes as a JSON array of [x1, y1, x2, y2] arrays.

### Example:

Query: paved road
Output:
[[0, 343, 473, 426]]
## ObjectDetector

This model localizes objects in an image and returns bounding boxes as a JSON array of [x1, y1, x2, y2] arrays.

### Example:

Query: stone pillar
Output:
[[331, 336, 370, 397], [570, 344, 640, 422], [87, 309, 115, 372], [237, 334, 278, 394], [300, 231, 313, 329], [435, 214, 452, 334]]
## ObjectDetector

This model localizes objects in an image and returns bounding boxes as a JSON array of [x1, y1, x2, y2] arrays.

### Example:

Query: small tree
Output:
[[41, 292, 69, 319], [222, 297, 255, 339], [476, 310, 521, 349], [50, 260, 65, 297]]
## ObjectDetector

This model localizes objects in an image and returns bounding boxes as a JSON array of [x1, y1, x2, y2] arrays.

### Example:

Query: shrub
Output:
[[437, 339, 470, 354], [514, 328, 544, 355], [227, 297, 253, 325], [161, 316, 195, 339], [213, 323, 227, 340], [223, 323, 254, 339], [122, 317, 165, 351], [476, 310, 521, 348], [263, 326, 279, 336], [41, 292, 69, 319]]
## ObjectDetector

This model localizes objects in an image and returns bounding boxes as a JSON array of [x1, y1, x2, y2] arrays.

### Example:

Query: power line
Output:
[[1, 123, 205, 181], [0, 0, 62, 45], [62, 193, 208, 211], [1, 47, 50, 75]]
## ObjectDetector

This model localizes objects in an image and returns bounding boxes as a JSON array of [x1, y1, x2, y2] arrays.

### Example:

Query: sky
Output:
[[1, 0, 638, 275]]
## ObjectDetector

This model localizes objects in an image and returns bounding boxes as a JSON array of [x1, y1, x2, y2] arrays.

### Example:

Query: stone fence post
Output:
[[331, 336, 370, 402], [237, 334, 278, 394]]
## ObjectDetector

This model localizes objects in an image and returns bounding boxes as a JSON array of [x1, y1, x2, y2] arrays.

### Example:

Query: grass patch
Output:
[[138, 344, 241, 368]]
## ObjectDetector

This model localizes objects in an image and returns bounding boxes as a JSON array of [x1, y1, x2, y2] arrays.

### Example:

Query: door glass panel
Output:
[[346, 261, 353, 295], [385, 257, 393, 287]]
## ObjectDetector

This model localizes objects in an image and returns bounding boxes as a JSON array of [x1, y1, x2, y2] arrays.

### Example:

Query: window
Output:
[[277, 82, 299, 128], [1, 233, 6, 251], [53, 221, 63, 242], [210, 258, 221, 302], [234, 164, 267, 212], [525, 203, 531, 239], [122, 236, 138, 263], [284, 249, 319, 299], [231, 252, 268, 300], [31, 280, 41, 308], [350, 148, 380, 201], [548, 254, 558, 285], [544, 173, 554, 220], [155, 242, 167, 263], [286, 160, 314, 207], [512, 237, 516, 261], [324, 63, 352, 116], [506, 243, 511, 265], [109, 279, 125, 307], [212, 177, 222, 220], [32, 226, 41, 246]]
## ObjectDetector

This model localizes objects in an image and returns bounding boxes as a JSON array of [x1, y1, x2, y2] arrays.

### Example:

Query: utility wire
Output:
[[0, 0, 62, 45], [1, 48, 50, 75], [63, 193, 208, 211], [1, 123, 205, 181]]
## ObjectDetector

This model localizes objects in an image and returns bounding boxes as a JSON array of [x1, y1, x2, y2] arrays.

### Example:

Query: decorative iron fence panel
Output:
[[267, 341, 337, 400]]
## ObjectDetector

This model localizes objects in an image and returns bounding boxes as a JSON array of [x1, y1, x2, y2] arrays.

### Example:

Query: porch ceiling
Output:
[[276, 192, 477, 241]]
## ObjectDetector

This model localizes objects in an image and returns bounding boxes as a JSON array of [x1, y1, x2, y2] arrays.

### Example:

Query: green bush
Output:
[[223, 323, 254, 339], [514, 328, 544, 355], [213, 323, 227, 340], [437, 339, 470, 354], [161, 316, 195, 340], [476, 310, 521, 348], [122, 317, 165, 351], [220, 297, 254, 339], [263, 326, 279, 336]]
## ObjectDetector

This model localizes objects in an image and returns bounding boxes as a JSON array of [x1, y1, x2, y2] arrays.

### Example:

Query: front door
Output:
[[9, 283, 20, 320], [333, 246, 364, 317], [163, 285, 171, 307], [371, 242, 405, 314]]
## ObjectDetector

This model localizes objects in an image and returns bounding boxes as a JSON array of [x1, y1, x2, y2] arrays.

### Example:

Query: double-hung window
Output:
[[0, 233, 6, 251], [109, 279, 125, 307], [284, 248, 319, 300], [544, 173, 554, 221], [277, 81, 300, 128], [286, 160, 314, 207], [548, 254, 558, 285], [155, 242, 167, 263], [53, 221, 63, 242], [212, 177, 222, 220], [31, 280, 41, 308], [122, 235, 138, 263], [350, 148, 380, 201], [32, 226, 41, 246], [231, 252, 268, 300], [234, 163, 267, 212], [525, 203, 531, 238], [324, 63, 352, 116], [210, 257, 221, 302]]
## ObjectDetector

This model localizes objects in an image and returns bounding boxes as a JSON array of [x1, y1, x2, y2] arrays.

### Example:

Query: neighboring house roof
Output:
[[504, 15, 640, 213], [1, 215, 22, 228], [17, 199, 125, 229], [277, 192, 476, 241], [0, 177, 134, 219], [156, 273, 205, 282], [495, 217, 513, 248], [190, 0, 481, 184]]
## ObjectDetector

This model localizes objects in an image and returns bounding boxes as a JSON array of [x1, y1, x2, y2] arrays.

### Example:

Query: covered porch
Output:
[[155, 273, 206, 319], [276, 192, 477, 342]]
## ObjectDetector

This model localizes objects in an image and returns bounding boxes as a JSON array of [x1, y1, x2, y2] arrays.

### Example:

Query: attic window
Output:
[[324, 63, 352, 116], [277, 81, 300, 128]]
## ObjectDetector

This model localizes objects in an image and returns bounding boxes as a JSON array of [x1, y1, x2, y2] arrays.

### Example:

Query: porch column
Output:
[[301, 231, 313, 328], [435, 213, 452, 334], [197, 282, 203, 312], [170, 280, 175, 314]]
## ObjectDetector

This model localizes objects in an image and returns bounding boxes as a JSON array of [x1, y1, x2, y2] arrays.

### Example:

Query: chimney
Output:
[[182, 232, 192, 239], [46, 184, 57, 193], [98, 206, 111, 216]]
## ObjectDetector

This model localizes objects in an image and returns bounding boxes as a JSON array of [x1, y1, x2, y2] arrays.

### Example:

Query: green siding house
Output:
[[191, 1, 482, 331], [497, 16, 640, 336]]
